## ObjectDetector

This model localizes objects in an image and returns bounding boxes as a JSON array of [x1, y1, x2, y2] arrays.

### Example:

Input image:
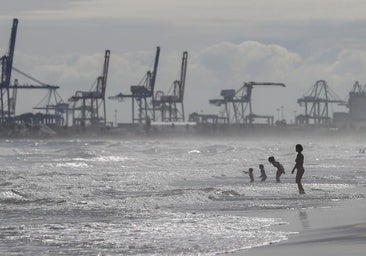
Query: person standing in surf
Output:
[[268, 156, 285, 182], [291, 144, 305, 194]]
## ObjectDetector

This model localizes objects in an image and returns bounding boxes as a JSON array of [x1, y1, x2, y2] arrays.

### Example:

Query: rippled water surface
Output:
[[0, 137, 365, 255]]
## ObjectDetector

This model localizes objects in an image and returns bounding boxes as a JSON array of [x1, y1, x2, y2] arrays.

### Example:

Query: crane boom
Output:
[[248, 82, 285, 87], [5, 18, 18, 88], [150, 47, 160, 95], [1, 18, 18, 89], [101, 50, 110, 98], [178, 51, 188, 101]]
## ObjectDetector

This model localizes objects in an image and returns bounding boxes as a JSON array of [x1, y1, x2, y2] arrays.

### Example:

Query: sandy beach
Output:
[[229, 186, 366, 256]]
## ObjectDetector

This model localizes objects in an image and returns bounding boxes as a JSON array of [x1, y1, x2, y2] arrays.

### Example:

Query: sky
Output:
[[1, 0, 366, 124]]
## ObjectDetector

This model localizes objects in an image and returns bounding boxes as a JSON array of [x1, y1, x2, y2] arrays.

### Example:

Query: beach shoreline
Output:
[[227, 185, 366, 255]]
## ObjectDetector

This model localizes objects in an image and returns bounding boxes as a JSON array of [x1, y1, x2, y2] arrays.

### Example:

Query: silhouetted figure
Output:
[[268, 156, 285, 183], [292, 144, 305, 194], [259, 164, 267, 182], [243, 168, 254, 182]]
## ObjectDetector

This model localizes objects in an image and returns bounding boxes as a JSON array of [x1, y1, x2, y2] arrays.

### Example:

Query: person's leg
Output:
[[296, 169, 305, 194], [276, 171, 281, 182]]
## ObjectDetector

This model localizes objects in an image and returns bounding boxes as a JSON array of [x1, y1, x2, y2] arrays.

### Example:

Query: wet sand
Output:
[[242, 222, 366, 256], [229, 186, 366, 256]]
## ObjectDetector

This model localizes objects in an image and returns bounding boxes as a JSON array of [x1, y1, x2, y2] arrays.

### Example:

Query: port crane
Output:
[[11, 68, 65, 126], [209, 82, 285, 124], [153, 51, 188, 122], [296, 80, 345, 125], [109, 47, 160, 124], [1, 18, 64, 126], [69, 50, 110, 128]]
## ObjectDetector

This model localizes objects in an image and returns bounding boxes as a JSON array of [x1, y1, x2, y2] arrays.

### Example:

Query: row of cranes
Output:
[[0, 18, 189, 130], [0, 18, 352, 132], [0, 18, 109, 129], [108, 48, 189, 124], [198, 79, 346, 127]]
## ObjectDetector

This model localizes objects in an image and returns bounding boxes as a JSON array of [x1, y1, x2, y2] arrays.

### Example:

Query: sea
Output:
[[0, 135, 365, 255]]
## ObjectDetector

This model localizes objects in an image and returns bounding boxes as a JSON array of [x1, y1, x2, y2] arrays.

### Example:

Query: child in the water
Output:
[[243, 168, 254, 182], [259, 164, 267, 182], [268, 156, 285, 183]]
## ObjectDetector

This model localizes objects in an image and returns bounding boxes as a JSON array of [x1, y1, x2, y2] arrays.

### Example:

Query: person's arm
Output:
[[292, 155, 300, 174]]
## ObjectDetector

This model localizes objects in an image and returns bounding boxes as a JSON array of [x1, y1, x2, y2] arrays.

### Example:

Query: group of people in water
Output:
[[243, 144, 305, 194]]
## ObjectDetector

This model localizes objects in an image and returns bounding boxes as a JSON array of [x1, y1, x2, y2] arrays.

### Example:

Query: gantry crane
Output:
[[10, 68, 65, 126], [153, 51, 188, 122], [109, 47, 160, 124], [296, 80, 345, 125], [209, 82, 285, 124], [69, 50, 110, 128], [1, 18, 64, 127]]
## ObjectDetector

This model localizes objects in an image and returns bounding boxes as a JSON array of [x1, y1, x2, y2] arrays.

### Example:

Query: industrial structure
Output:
[[346, 81, 366, 128], [153, 51, 188, 122], [0, 18, 65, 129], [69, 50, 110, 128], [2, 17, 366, 136], [11, 70, 65, 127], [296, 80, 345, 125], [209, 82, 285, 125], [109, 47, 160, 124]]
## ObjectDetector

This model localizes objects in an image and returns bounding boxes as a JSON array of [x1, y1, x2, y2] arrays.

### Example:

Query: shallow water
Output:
[[0, 137, 365, 255]]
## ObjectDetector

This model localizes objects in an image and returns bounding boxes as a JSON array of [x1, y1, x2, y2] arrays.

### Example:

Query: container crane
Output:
[[296, 80, 345, 125], [153, 51, 188, 122], [68, 50, 110, 128], [1, 18, 63, 127], [209, 81, 285, 124], [10, 67, 64, 126], [109, 47, 160, 124]]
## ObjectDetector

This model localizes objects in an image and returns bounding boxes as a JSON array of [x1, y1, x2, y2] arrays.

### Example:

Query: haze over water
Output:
[[0, 136, 365, 255]]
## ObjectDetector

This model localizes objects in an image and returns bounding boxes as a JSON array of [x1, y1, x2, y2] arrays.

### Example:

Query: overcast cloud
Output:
[[1, 0, 366, 123]]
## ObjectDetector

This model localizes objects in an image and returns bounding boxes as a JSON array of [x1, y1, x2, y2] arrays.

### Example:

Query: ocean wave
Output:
[[0, 211, 293, 255], [0, 190, 27, 203]]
